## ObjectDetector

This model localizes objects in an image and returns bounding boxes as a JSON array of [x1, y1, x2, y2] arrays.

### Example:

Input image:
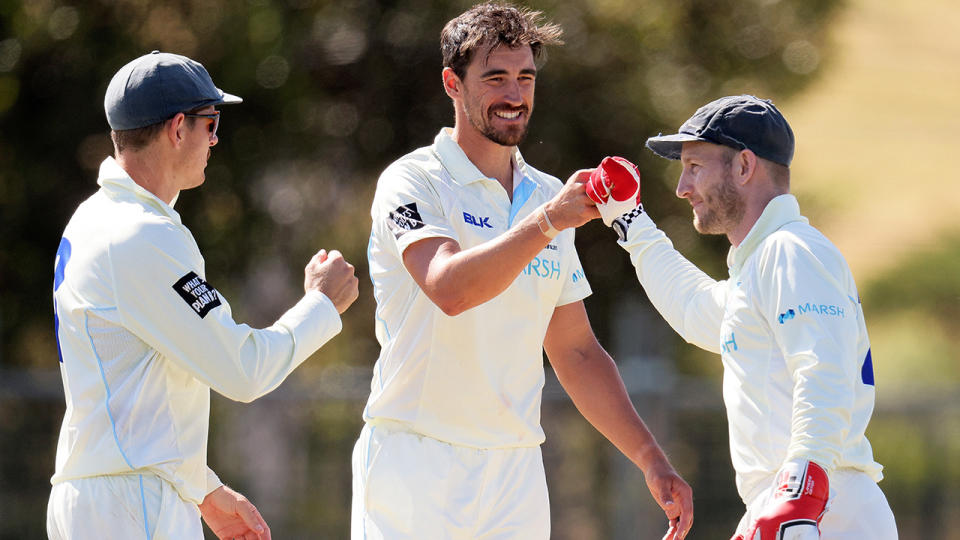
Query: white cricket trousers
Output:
[[736, 468, 898, 539], [351, 422, 550, 540], [47, 473, 203, 540]]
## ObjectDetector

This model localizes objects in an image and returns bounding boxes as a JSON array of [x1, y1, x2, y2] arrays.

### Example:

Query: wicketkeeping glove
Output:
[[735, 460, 830, 540], [586, 156, 642, 226]]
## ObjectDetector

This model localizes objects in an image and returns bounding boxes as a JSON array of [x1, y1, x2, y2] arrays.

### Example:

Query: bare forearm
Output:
[[424, 209, 551, 314], [553, 351, 668, 473], [405, 170, 597, 316]]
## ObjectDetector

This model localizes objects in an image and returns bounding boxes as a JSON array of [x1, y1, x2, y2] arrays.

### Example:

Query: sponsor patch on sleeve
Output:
[[387, 202, 426, 238], [173, 271, 222, 318]]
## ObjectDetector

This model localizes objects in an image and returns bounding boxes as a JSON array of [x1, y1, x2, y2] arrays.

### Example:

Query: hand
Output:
[[542, 169, 601, 230], [304, 249, 359, 313], [738, 460, 829, 540], [586, 156, 642, 226], [199, 485, 271, 540], [643, 459, 694, 540]]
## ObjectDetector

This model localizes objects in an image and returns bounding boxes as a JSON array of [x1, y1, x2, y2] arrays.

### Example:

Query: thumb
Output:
[[662, 498, 680, 519], [236, 500, 267, 535]]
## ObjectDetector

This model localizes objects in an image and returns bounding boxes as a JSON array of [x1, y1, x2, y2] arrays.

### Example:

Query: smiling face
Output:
[[676, 141, 746, 236], [457, 44, 536, 147]]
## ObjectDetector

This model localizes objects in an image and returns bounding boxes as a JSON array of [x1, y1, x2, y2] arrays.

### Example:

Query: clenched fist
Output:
[[304, 249, 359, 313]]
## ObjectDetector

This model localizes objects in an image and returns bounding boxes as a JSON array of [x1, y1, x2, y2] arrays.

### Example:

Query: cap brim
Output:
[[218, 91, 243, 105], [644, 132, 706, 160]]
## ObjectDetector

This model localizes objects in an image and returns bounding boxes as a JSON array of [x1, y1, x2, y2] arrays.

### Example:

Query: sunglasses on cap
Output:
[[184, 111, 220, 137]]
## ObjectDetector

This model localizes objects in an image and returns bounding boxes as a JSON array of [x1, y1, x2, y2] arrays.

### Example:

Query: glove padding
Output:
[[735, 460, 829, 540], [586, 156, 642, 226]]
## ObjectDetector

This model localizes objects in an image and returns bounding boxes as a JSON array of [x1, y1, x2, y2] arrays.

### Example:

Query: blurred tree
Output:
[[0, 0, 844, 537], [0, 0, 841, 371]]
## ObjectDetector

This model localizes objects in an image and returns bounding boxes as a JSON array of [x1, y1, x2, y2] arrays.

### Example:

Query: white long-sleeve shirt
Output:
[[51, 157, 342, 504], [618, 194, 882, 502]]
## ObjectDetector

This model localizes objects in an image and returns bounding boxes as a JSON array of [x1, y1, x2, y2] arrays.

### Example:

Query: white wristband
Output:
[[537, 206, 560, 239]]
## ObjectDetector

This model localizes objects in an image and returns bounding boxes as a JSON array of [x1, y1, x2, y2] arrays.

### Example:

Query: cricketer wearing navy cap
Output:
[[47, 52, 359, 540], [105, 50, 242, 130], [645, 94, 795, 167], [589, 95, 897, 539]]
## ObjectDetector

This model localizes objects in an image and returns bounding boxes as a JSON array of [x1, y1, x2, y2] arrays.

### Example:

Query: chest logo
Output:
[[721, 332, 738, 353], [524, 256, 561, 280], [463, 212, 493, 229]]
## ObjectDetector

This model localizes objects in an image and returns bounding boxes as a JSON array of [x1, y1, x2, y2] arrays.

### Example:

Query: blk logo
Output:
[[463, 212, 493, 229]]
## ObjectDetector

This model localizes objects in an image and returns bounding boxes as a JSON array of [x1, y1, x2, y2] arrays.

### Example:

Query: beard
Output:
[[464, 100, 531, 147], [693, 169, 745, 235]]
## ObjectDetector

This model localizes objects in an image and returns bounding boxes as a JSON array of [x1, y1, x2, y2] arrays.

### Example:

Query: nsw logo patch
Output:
[[173, 271, 222, 318], [388, 202, 425, 238]]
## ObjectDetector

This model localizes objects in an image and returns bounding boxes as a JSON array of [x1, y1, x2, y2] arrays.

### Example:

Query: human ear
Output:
[[165, 113, 185, 146], [737, 149, 758, 184], [441, 67, 461, 99]]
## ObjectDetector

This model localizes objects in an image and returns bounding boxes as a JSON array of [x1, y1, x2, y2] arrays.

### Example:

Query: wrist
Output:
[[537, 204, 560, 239], [612, 204, 645, 241], [632, 441, 669, 475]]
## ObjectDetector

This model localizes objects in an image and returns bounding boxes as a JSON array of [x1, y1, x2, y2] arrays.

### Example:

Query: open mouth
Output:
[[492, 108, 526, 121]]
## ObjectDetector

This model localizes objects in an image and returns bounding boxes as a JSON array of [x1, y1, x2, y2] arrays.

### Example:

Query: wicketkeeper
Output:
[[587, 95, 898, 539]]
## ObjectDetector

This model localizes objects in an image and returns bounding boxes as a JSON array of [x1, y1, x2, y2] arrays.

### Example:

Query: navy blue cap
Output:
[[104, 51, 242, 130], [645, 95, 795, 166]]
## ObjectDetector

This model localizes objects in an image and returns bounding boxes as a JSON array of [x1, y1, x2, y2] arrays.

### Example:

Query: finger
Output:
[[326, 249, 343, 261], [676, 500, 693, 538], [678, 486, 694, 536], [236, 501, 267, 537], [568, 168, 593, 184], [315, 249, 328, 262], [662, 498, 680, 520], [661, 521, 678, 540]]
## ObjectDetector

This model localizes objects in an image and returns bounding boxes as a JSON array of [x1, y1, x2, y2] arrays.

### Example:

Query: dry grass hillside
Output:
[[784, 0, 960, 400], [785, 0, 960, 282]]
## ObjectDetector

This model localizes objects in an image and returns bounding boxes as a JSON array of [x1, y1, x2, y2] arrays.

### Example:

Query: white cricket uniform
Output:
[[354, 128, 591, 539], [616, 195, 896, 537], [49, 157, 342, 538]]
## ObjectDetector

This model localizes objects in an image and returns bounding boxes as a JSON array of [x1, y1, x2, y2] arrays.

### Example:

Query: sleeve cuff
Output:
[[206, 467, 224, 495], [278, 290, 343, 363], [615, 206, 660, 247]]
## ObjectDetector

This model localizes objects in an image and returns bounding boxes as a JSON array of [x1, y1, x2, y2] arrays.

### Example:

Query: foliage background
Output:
[[1, 0, 957, 538]]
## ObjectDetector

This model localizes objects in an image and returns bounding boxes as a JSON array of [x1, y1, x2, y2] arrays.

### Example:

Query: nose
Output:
[[502, 80, 522, 105], [676, 170, 691, 199]]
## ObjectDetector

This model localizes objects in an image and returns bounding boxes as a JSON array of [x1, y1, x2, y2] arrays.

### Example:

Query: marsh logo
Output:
[[721, 332, 738, 353], [571, 269, 585, 283], [798, 303, 845, 318], [778, 302, 845, 324], [463, 212, 493, 229], [524, 256, 561, 280]]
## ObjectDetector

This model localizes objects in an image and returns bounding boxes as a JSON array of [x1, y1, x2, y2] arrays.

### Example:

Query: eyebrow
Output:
[[479, 68, 537, 78]]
